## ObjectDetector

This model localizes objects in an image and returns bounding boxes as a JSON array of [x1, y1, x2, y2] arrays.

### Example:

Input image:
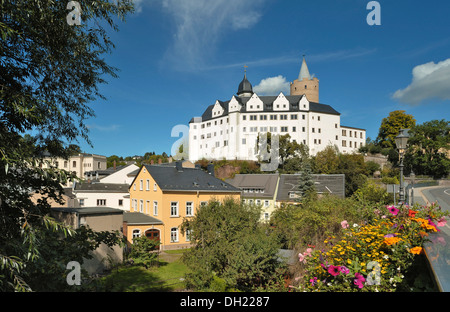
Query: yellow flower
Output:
[[384, 236, 401, 246], [347, 259, 352, 265]]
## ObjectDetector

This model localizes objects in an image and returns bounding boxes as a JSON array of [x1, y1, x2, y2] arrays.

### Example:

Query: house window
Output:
[[200, 201, 208, 207], [243, 115, 246, 121], [64, 161, 68, 168], [118, 199, 123, 206], [342, 140, 347, 147], [140, 179, 143, 190], [264, 200, 269, 207], [242, 138, 246, 145], [97, 199, 106, 206], [270, 127, 277, 132], [342, 130, 347, 136], [139, 200, 144, 213], [146, 200, 150, 214], [72, 161, 76, 167], [186, 202, 193, 216], [170, 228, 179, 242], [146, 180, 150, 190], [153, 201, 158, 216], [154, 183, 157, 191], [98, 161, 101, 169], [264, 213, 270, 220], [132, 229, 141, 242], [185, 229, 192, 242], [171, 202, 179, 217], [292, 126, 296, 132], [79, 199, 85, 206]]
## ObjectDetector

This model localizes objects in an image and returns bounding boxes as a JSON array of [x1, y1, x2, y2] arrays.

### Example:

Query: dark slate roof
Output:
[[237, 74, 253, 95], [73, 182, 129, 193], [191, 95, 340, 123], [225, 174, 279, 198], [142, 165, 241, 193], [123, 212, 163, 225], [51, 207, 124, 215], [276, 174, 345, 201]]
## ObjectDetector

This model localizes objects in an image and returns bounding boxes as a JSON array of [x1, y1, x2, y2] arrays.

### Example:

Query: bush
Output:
[[293, 202, 449, 292], [127, 236, 160, 268]]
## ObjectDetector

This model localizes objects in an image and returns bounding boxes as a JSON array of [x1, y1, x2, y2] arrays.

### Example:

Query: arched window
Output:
[[132, 229, 141, 243]]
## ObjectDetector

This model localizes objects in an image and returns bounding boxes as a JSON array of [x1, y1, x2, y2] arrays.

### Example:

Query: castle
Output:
[[188, 56, 366, 162]]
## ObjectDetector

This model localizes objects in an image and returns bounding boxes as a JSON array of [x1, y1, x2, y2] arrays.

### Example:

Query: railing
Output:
[[424, 230, 450, 292]]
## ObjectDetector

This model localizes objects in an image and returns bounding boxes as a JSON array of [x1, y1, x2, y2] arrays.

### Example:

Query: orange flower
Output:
[[384, 236, 401, 246], [410, 247, 423, 255]]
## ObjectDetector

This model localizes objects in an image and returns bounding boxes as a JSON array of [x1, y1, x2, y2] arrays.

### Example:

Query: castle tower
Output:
[[290, 56, 319, 102], [237, 66, 253, 98]]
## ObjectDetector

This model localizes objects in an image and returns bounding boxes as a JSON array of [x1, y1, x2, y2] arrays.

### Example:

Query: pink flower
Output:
[[310, 277, 318, 286], [328, 265, 341, 276], [437, 217, 447, 227], [341, 220, 349, 229], [340, 266, 350, 275], [305, 248, 313, 256], [387, 205, 399, 216], [354, 272, 365, 289], [298, 253, 307, 264]]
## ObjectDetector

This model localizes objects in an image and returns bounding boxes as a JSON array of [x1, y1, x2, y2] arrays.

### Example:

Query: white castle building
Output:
[[188, 57, 366, 162]]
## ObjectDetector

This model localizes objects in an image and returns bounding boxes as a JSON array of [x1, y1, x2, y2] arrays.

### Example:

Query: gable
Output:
[[273, 92, 290, 111]]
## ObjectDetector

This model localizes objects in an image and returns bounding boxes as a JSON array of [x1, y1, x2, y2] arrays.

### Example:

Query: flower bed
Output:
[[294, 202, 449, 292]]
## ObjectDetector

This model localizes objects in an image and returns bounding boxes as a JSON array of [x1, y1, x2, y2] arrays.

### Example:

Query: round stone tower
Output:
[[290, 56, 319, 102]]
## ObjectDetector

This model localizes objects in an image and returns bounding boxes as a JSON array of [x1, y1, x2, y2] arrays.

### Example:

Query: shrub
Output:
[[128, 236, 160, 268]]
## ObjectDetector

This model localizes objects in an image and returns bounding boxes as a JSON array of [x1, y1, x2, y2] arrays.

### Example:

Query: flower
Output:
[[354, 272, 365, 289], [387, 206, 399, 216], [384, 236, 401, 246], [384, 233, 395, 238], [340, 266, 350, 275], [341, 220, 349, 229], [410, 247, 423, 255], [437, 217, 447, 227], [408, 209, 418, 218], [309, 277, 318, 286], [298, 253, 306, 263], [328, 265, 341, 276]]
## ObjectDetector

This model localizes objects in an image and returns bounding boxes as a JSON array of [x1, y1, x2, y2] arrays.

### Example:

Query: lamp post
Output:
[[395, 129, 410, 204]]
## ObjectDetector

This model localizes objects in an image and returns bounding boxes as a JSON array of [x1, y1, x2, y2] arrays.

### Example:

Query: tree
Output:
[[376, 110, 416, 148], [180, 198, 286, 291], [405, 119, 450, 179], [312, 145, 339, 174], [0, 0, 134, 291]]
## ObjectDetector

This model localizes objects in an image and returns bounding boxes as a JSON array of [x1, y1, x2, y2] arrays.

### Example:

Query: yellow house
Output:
[[127, 162, 241, 250]]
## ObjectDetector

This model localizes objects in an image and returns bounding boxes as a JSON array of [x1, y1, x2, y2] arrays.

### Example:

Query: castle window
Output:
[[305, 85, 307, 89]]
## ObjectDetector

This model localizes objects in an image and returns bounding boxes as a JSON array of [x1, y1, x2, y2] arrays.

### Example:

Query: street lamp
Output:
[[395, 129, 410, 204]]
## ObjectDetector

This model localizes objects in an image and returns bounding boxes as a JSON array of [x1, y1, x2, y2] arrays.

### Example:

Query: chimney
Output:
[[176, 161, 183, 172], [207, 163, 215, 177], [151, 159, 154, 165], [113, 160, 116, 170]]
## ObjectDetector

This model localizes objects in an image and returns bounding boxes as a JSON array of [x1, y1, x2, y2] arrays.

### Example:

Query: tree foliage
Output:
[[180, 198, 286, 291], [0, 0, 134, 291], [405, 119, 450, 178], [376, 110, 416, 149]]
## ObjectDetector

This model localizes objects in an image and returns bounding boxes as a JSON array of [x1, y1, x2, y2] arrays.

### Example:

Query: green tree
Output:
[[405, 119, 450, 179], [376, 110, 416, 148], [180, 198, 286, 291], [0, 0, 134, 291], [312, 145, 339, 174], [127, 236, 160, 268]]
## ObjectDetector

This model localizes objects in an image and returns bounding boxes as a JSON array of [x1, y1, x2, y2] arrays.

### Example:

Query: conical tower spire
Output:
[[298, 55, 311, 80]]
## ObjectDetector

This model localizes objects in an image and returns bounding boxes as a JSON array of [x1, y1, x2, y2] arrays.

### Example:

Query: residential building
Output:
[[276, 174, 345, 205], [128, 161, 241, 250], [99, 164, 139, 184], [188, 56, 366, 162], [225, 174, 279, 221], [51, 207, 124, 274], [40, 153, 107, 185], [72, 182, 130, 211]]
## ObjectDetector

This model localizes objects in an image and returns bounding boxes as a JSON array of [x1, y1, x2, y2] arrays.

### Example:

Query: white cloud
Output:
[[87, 124, 121, 132], [157, 0, 267, 71], [253, 75, 290, 95], [392, 58, 450, 105]]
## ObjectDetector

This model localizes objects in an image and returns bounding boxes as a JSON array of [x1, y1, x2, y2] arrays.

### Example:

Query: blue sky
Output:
[[80, 0, 450, 158]]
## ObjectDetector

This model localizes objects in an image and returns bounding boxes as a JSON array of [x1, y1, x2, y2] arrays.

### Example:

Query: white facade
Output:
[[189, 93, 365, 162], [188, 60, 366, 162], [100, 164, 139, 185], [72, 183, 130, 211]]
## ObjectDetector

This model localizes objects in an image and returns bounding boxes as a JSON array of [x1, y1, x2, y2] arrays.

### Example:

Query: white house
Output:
[[99, 164, 139, 185], [72, 182, 130, 211], [188, 57, 366, 162]]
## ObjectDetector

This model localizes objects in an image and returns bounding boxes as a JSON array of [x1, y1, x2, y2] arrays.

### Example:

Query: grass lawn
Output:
[[101, 250, 190, 292]]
